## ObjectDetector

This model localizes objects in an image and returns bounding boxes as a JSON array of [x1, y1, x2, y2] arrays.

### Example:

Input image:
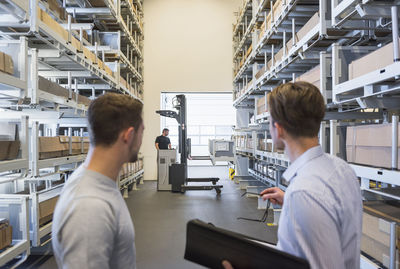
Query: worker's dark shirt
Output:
[[155, 135, 170, 150]]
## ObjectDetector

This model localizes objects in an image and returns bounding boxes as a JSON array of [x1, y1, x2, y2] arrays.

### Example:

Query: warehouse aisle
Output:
[[18, 166, 277, 269]]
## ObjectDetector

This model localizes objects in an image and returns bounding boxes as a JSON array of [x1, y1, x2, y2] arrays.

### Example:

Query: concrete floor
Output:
[[16, 166, 277, 269]]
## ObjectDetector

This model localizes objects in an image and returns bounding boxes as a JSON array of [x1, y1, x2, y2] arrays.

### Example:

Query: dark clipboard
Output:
[[184, 219, 310, 269]]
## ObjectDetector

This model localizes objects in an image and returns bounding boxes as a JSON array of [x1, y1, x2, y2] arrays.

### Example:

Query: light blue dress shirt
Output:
[[277, 146, 362, 269]]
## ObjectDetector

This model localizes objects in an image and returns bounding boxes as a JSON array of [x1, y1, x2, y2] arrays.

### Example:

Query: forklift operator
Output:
[[155, 128, 171, 150]]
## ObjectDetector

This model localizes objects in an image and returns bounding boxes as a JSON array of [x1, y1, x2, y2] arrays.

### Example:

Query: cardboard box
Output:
[[362, 202, 400, 267], [346, 124, 400, 169], [0, 222, 12, 250], [38, 8, 68, 41], [288, 12, 319, 50], [246, 138, 253, 149], [89, 51, 97, 65], [97, 59, 105, 70], [39, 196, 59, 226], [7, 141, 20, 160], [82, 46, 91, 59], [0, 52, 5, 72], [39, 76, 91, 106], [105, 65, 113, 77], [39, 137, 64, 159], [258, 138, 266, 151], [272, 0, 283, 22], [71, 36, 81, 51], [256, 95, 267, 115], [120, 76, 128, 88], [275, 47, 284, 64], [83, 137, 90, 153], [296, 65, 320, 88], [4, 54, 13, 75], [255, 66, 266, 80], [258, 13, 272, 40], [0, 141, 10, 161], [349, 39, 399, 80], [0, 140, 20, 161], [245, 44, 252, 58], [266, 140, 274, 152], [59, 136, 84, 155], [78, 95, 91, 107], [39, 76, 70, 98], [47, 0, 65, 20]]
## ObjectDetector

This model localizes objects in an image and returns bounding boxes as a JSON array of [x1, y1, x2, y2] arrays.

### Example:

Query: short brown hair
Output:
[[88, 93, 143, 146], [268, 82, 325, 138]]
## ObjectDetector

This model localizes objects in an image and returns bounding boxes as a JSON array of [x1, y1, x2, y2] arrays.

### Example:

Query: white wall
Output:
[[142, 0, 241, 180]]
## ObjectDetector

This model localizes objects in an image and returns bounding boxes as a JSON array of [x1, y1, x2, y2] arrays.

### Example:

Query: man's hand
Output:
[[222, 260, 233, 269], [260, 187, 285, 206]]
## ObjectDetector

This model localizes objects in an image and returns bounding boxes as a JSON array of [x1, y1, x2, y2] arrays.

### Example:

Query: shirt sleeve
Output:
[[155, 136, 160, 144], [167, 137, 171, 144], [278, 191, 345, 269], [57, 198, 116, 269]]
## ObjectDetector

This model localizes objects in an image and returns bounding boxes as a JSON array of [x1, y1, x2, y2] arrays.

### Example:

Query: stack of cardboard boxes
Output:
[[238, 44, 252, 71], [0, 219, 12, 250], [235, 135, 246, 150], [258, 0, 283, 42], [38, 136, 90, 160], [38, 8, 115, 79], [120, 159, 144, 179], [257, 138, 282, 153], [253, 11, 320, 87]]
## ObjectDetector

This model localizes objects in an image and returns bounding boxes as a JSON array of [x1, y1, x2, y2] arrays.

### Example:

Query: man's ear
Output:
[[274, 122, 285, 140], [122, 127, 135, 144]]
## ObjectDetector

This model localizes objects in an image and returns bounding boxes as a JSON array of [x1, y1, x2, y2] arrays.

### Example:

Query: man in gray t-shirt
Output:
[[52, 93, 144, 269]]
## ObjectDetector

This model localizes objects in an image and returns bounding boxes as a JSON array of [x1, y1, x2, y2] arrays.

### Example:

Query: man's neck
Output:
[[85, 146, 124, 181], [284, 137, 319, 163]]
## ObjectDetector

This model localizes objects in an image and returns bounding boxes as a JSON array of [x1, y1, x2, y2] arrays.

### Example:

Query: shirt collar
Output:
[[84, 168, 118, 189], [282, 145, 324, 183]]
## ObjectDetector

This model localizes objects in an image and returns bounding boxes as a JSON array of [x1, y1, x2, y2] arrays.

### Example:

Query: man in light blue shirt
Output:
[[223, 82, 362, 269]]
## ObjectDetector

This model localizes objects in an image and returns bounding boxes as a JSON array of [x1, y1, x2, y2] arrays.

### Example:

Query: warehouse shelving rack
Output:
[[0, 116, 29, 175], [0, 0, 144, 103], [233, 0, 400, 267], [0, 195, 30, 268], [0, 0, 144, 265], [119, 167, 144, 198]]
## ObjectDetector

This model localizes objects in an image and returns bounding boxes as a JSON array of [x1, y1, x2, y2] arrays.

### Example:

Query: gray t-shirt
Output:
[[52, 165, 136, 269]]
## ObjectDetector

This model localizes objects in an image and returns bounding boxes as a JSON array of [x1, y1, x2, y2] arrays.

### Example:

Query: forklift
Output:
[[156, 94, 223, 194]]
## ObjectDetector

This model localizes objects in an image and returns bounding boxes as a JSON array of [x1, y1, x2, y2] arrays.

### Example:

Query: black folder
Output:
[[184, 219, 310, 269]]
